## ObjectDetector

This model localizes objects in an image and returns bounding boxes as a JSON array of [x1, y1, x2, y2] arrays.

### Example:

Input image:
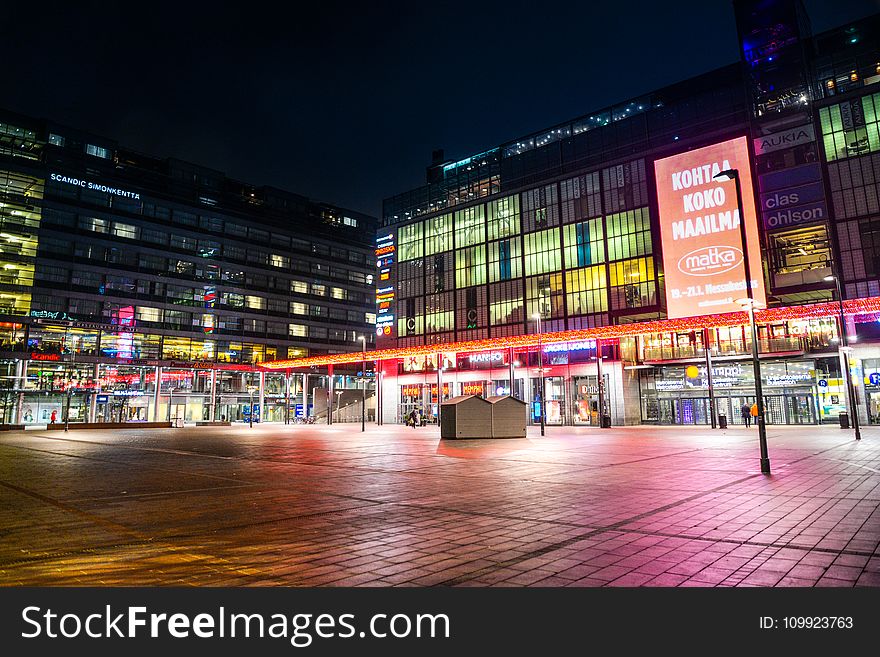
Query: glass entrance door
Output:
[[785, 394, 816, 424], [673, 398, 710, 424]]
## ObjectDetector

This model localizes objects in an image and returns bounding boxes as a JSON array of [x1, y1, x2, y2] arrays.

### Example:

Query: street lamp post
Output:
[[714, 168, 770, 474], [335, 389, 344, 422], [359, 336, 366, 433], [825, 274, 860, 440], [532, 313, 545, 436]]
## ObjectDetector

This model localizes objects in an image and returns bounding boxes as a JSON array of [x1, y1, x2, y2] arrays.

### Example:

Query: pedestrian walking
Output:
[[750, 402, 759, 425], [50, 410, 57, 425], [740, 403, 751, 428]]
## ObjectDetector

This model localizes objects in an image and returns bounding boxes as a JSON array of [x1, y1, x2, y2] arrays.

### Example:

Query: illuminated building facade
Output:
[[363, 1, 880, 426], [0, 109, 376, 425]]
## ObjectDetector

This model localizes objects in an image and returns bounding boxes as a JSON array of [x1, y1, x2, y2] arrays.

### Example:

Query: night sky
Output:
[[1, 0, 877, 219]]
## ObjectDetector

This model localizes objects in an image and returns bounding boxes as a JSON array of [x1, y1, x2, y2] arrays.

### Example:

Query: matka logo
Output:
[[678, 245, 742, 276]]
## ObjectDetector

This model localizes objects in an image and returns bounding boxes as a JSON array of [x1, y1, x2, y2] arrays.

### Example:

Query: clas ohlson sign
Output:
[[49, 173, 141, 200]]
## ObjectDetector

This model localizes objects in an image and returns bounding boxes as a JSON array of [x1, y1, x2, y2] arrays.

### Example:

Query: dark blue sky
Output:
[[1, 0, 877, 218]]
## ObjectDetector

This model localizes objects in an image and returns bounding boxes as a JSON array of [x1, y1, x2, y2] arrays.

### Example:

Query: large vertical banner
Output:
[[654, 137, 765, 319]]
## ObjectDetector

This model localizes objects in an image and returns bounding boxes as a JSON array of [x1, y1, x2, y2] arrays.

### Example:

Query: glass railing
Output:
[[642, 337, 809, 361]]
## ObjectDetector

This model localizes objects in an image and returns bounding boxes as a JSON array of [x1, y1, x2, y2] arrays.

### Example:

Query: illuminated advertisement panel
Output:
[[375, 232, 395, 341], [654, 136, 765, 319]]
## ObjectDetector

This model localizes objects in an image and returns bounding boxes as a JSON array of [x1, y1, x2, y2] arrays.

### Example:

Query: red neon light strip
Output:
[[261, 296, 880, 370]]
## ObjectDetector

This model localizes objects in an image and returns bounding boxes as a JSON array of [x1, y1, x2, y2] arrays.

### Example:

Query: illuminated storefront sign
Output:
[[752, 124, 815, 155], [468, 352, 503, 364], [30, 310, 78, 321], [461, 382, 485, 396], [654, 136, 765, 318], [49, 173, 141, 199], [376, 233, 396, 343], [30, 352, 61, 361], [544, 340, 596, 353]]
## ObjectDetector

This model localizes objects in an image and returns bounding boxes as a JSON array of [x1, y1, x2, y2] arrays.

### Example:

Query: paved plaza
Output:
[[0, 422, 878, 587]]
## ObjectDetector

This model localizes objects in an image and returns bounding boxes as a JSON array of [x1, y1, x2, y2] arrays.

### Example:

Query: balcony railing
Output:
[[642, 336, 811, 361]]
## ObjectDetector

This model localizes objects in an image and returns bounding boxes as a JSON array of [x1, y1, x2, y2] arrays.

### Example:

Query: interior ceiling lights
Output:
[[260, 295, 880, 370]]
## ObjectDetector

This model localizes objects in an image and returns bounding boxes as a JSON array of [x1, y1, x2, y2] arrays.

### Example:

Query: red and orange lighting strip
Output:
[[260, 296, 880, 370]]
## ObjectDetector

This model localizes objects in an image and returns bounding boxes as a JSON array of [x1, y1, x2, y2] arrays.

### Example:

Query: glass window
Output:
[[141, 228, 169, 245], [819, 92, 880, 162], [249, 227, 270, 242], [225, 222, 248, 237], [424, 213, 452, 255], [565, 265, 608, 315], [489, 280, 523, 326], [200, 215, 224, 232], [488, 237, 522, 282], [526, 273, 564, 319], [289, 323, 307, 337], [455, 244, 486, 288], [563, 218, 605, 267], [270, 254, 290, 268], [487, 195, 521, 240], [171, 234, 198, 251], [608, 257, 656, 310], [290, 280, 308, 294], [603, 159, 648, 213], [454, 205, 485, 247], [267, 298, 287, 313], [561, 172, 602, 223], [172, 210, 198, 226], [112, 222, 139, 240], [289, 301, 307, 315], [248, 249, 269, 265], [398, 222, 423, 261], [138, 253, 166, 271], [606, 207, 652, 261], [136, 306, 163, 322], [245, 295, 265, 310], [424, 292, 454, 333], [79, 216, 109, 233], [522, 185, 559, 232], [523, 227, 561, 276], [85, 143, 111, 159]]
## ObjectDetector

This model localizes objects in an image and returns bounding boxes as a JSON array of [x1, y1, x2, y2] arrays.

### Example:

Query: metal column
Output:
[[703, 328, 716, 428], [210, 369, 218, 421], [153, 366, 162, 422], [89, 363, 100, 423], [509, 346, 516, 398], [285, 369, 291, 424], [258, 370, 265, 424], [327, 365, 333, 425], [303, 373, 309, 420], [14, 359, 25, 424]]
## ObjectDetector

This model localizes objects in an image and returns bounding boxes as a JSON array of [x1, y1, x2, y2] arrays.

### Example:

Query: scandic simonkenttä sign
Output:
[[653, 137, 766, 319]]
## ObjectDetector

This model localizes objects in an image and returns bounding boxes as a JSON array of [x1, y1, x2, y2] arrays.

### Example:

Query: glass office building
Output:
[[0, 109, 377, 425], [362, 1, 880, 426]]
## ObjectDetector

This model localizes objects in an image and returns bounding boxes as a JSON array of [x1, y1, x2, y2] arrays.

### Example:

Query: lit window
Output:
[[270, 254, 290, 268], [85, 143, 111, 159], [48, 133, 65, 147]]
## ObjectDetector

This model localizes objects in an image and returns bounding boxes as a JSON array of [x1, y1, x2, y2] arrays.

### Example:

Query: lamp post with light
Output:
[[714, 168, 770, 474], [532, 313, 545, 436], [358, 335, 366, 433], [824, 273, 861, 440]]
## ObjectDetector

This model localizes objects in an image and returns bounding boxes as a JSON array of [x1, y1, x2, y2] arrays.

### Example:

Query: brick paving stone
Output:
[[0, 423, 877, 587]]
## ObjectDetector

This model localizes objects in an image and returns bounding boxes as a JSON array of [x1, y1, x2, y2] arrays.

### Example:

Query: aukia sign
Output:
[[654, 137, 765, 319]]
